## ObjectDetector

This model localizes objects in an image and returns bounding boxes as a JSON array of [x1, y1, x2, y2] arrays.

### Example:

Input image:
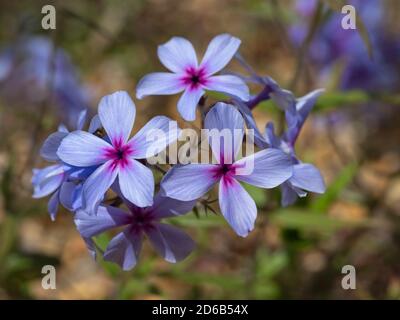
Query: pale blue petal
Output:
[[281, 182, 299, 207], [177, 87, 204, 121], [157, 36, 198, 73], [48, 190, 60, 221], [88, 114, 101, 133], [57, 131, 110, 167], [161, 164, 219, 201], [40, 131, 68, 162], [128, 116, 180, 159], [205, 75, 249, 101], [32, 165, 65, 198], [75, 109, 87, 130], [59, 181, 83, 211], [201, 34, 241, 75], [204, 102, 244, 163], [82, 160, 119, 214], [219, 176, 257, 237], [136, 72, 185, 99], [98, 91, 136, 145], [289, 163, 326, 193], [234, 148, 293, 188], [118, 159, 154, 207]]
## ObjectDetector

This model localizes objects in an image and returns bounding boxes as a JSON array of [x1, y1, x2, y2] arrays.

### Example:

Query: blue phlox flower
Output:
[[136, 34, 250, 121], [161, 103, 293, 237]]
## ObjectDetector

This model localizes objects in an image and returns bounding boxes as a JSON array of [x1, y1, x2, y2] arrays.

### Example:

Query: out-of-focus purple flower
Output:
[[57, 91, 180, 213], [290, 0, 400, 91], [75, 193, 196, 270], [161, 103, 292, 237], [136, 34, 249, 121], [0, 36, 90, 127]]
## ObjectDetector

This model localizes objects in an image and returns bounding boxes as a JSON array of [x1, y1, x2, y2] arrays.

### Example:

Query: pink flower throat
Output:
[[103, 138, 134, 169], [181, 67, 208, 90]]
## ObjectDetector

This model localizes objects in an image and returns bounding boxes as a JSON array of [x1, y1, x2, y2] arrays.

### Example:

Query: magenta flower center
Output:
[[212, 163, 236, 180], [130, 210, 155, 233], [103, 138, 134, 169], [181, 67, 208, 90]]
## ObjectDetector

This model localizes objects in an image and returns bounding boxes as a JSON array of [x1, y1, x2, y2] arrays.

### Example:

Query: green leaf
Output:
[[256, 250, 288, 279], [172, 271, 245, 290], [270, 209, 366, 232], [314, 90, 369, 111]]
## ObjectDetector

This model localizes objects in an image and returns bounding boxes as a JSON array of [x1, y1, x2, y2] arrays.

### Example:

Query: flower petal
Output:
[[136, 72, 185, 99], [204, 102, 244, 163], [281, 182, 299, 207], [74, 206, 131, 238], [205, 75, 249, 101], [83, 237, 98, 260], [234, 98, 268, 149], [82, 161, 119, 214], [161, 164, 219, 201], [284, 89, 324, 144], [48, 190, 60, 221], [118, 159, 154, 207], [32, 164, 65, 198], [151, 194, 196, 218], [98, 91, 136, 145], [201, 34, 241, 75], [146, 223, 195, 263], [57, 131, 110, 167], [264, 122, 281, 148], [129, 116, 180, 159], [103, 229, 143, 271], [177, 87, 204, 121], [289, 163, 326, 193], [234, 148, 293, 188], [219, 176, 257, 237], [40, 131, 68, 162], [59, 181, 83, 211], [88, 114, 101, 133], [157, 36, 198, 73], [75, 109, 87, 131]]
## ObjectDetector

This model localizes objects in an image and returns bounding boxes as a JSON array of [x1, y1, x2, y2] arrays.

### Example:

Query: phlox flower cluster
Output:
[[33, 34, 325, 270]]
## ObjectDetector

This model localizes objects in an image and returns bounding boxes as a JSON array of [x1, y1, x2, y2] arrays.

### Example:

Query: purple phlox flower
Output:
[[0, 36, 89, 128], [265, 122, 325, 206], [74, 192, 196, 270], [136, 34, 250, 121], [283, 89, 325, 146], [250, 89, 326, 207], [32, 109, 98, 220], [290, 0, 400, 91], [57, 91, 181, 214], [233, 53, 296, 112], [228, 57, 325, 206], [161, 103, 293, 237], [231, 74, 295, 149]]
